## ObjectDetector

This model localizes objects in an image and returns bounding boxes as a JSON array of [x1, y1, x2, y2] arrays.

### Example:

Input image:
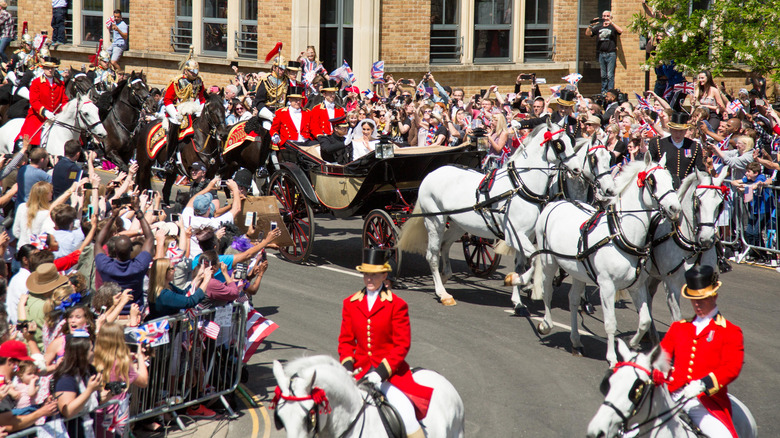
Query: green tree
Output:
[[631, 0, 780, 80]]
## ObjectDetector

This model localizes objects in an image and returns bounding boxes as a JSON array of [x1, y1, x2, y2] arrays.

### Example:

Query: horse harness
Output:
[[47, 98, 103, 137], [106, 78, 149, 138], [600, 361, 706, 437]]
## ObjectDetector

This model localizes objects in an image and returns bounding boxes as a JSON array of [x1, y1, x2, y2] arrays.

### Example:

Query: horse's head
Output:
[[638, 153, 681, 221], [272, 360, 332, 438], [535, 119, 582, 175], [202, 92, 228, 141], [67, 68, 92, 98], [684, 167, 729, 248], [76, 94, 107, 140], [577, 135, 616, 199], [587, 339, 670, 438], [126, 70, 155, 113]]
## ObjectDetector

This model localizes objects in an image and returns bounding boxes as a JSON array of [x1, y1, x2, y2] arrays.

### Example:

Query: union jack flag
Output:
[[674, 82, 695, 95], [363, 89, 379, 103], [562, 73, 583, 85], [371, 61, 385, 84], [712, 134, 732, 166], [727, 99, 744, 114], [662, 86, 674, 100], [772, 136, 780, 152], [129, 320, 170, 345], [638, 119, 658, 137], [243, 309, 279, 363], [549, 85, 562, 98], [330, 60, 356, 85], [635, 93, 653, 112]]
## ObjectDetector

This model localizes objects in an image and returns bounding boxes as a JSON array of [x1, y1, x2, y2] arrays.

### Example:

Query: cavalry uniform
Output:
[[17, 59, 68, 146], [254, 71, 288, 114], [269, 107, 312, 146], [162, 50, 205, 171], [6, 32, 36, 99], [648, 113, 705, 189]]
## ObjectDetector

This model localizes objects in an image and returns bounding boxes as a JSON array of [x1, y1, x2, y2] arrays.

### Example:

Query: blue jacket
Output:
[[147, 284, 206, 321]]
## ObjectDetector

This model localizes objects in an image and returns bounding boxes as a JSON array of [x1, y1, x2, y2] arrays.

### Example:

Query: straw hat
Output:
[[681, 265, 722, 300], [668, 112, 691, 130], [26, 263, 69, 295]]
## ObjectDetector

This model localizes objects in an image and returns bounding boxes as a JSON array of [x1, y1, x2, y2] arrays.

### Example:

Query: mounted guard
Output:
[[6, 23, 37, 100], [162, 45, 205, 172], [15, 55, 68, 149], [253, 42, 288, 130], [86, 40, 118, 94]]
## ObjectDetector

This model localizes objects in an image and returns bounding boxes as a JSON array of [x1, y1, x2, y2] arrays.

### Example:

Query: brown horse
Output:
[[219, 116, 273, 185], [134, 92, 228, 203]]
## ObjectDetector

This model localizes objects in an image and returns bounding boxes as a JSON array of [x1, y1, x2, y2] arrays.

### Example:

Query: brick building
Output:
[[12, 0, 750, 97]]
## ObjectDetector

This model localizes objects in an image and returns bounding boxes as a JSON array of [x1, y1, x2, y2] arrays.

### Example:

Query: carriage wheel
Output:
[[362, 210, 402, 276], [462, 234, 501, 278], [269, 169, 315, 263]]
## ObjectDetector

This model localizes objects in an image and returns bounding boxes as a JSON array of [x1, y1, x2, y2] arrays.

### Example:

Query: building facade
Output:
[[13, 0, 748, 96]]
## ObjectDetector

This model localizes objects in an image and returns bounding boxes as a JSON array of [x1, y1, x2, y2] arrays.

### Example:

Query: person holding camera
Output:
[[586, 10, 622, 95]]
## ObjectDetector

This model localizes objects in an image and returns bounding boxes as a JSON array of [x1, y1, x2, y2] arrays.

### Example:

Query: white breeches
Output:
[[674, 391, 731, 437], [379, 381, 420, 435]]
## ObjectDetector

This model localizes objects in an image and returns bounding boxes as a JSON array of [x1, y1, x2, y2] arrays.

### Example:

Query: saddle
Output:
[[362, 384, 406, 438], [222, 120, 256, 155], [144, 121, 166, 159]]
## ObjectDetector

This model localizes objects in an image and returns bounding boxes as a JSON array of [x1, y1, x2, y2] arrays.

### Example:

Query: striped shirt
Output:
[[0, 10, 13, 39]]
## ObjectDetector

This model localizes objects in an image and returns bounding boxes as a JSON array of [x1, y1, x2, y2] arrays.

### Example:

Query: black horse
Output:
[[134, 92, 228, 203], [99, 71, 154, 173], [219, 116, 274, 184]]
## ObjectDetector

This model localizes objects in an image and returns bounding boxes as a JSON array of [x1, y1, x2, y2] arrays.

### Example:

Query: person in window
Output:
[[107, 9, 128, 71], [586, 10, 623, 95]]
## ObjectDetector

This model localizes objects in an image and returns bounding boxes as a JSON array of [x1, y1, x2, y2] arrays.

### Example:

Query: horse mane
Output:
[[677, 172, 699, 204], [112, 78, 128, 103], [612, 159, 653, 198], [523, 122, 549, 147]]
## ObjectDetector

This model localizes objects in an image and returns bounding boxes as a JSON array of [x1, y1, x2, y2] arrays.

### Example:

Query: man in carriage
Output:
[[253, 55, 288, 131], [648, 112, 705, 190], [319, 114, 352, 164], [15, 56, 68, 150], [269, 85, 312, 147], [284, 60, 305, 102], [660, 265, 743, 438], [308, 79, 345, 138], [162, 49, 206, 173]]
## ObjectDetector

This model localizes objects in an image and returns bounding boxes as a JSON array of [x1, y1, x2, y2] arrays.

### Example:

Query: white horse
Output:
[[559, 136, 618, 204], [521, 154, 681, 365], [646, 168, 729, 322], [587, 339, 757, 438], [398, 119, 584, 308], [272, 356, 464, 438], [0, 94, 107, 155]]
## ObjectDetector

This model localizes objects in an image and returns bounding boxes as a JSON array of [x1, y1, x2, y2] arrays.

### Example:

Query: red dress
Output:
[[660, 313, 743, 438], [269, 107, 312, 146], [309, 103, 345, 138], [17, 76, 69, 145], [338, 287, 433, 420]]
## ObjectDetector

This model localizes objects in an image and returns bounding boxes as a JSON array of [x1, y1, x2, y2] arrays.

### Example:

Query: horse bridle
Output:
[[583, 143, 614, 192], [637, 166, 677, 219], [541, 128, 581, 174], [599, 361, 689, 437], [108, 78, 150, 135], [270, 382, 332, 435], [692, 183, 729, 231], [49, 97, 103, 136]]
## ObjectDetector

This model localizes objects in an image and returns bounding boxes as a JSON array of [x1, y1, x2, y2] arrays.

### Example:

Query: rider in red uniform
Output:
[[660, 265, 743, 438], [162, 53, 206, 172], [338, 249, 431, 438], [16, 56, 68, 150]]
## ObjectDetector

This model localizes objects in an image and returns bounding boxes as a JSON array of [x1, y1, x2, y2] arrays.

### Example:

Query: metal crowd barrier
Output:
[[127, 304, 247, 430], [6, 400, 122, 438], [728, 181, 780, 263]]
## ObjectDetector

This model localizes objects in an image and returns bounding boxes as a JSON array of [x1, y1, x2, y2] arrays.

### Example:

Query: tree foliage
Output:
[[630, 0, 780, 80]]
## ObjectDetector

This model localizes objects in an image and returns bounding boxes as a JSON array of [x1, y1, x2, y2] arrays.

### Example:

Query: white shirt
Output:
[[693, 306, 719, 335], [6, 268, 30, 324], [671, 137, 684, 149], [13, 203, 55, 249], [289, 107, 303, 139], [180, 206, 235, 258], [324, 101, 335, 119], [366, 286, 381, 311]]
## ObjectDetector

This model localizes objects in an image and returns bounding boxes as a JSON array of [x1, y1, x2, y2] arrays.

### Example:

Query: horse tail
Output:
[[531, 255, 544, 300], [398, 203, 428, 255], [494, 240, 515, 256]]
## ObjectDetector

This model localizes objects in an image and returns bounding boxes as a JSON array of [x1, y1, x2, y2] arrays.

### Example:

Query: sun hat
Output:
[[26, 263, 69, 295]]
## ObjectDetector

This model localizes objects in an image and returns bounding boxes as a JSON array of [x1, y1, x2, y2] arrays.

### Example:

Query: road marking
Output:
[[236, 384, 264, 438], [504, 310, 607, 340], [318, 265, 364, 278]]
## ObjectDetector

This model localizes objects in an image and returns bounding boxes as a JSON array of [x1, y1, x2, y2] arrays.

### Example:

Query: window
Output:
[[430, 0, 461, 63], [172, 0, 192, 53], [82, 0, 102, 45], [203, 0, 227, 55], [236, 0, 257, 58], [320, 0, 353, 72], [524, 0, 553, 61], [474, 0, 512, 62]]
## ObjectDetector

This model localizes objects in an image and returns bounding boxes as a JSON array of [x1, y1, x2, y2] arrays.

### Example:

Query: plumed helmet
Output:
[[98, 50, 110, 62], [184, 59, 199, 75], [37, 46, 50, 58], [271, 55, 286, 68], [21, 33, 33, 45]]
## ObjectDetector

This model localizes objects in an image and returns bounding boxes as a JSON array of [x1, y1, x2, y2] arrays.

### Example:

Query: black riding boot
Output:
[[164, 123, 180, 173]]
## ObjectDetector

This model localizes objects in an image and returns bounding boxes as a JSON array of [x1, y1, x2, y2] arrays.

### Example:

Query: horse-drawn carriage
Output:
[[265, 140, 501, 276]]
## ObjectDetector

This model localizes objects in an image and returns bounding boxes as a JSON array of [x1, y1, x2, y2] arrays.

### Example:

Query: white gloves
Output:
[[272, 133, 281, 144], [43, 110, 55, 120], [165, 103, 181, 124], [682, 380, 706, 399], [364, 371, 382, 388]]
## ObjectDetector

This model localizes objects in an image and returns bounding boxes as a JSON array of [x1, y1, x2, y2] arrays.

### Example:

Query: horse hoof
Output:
[[441, 297, 457, 307], [503, 273, 519, 286], [537, 322, 552, 335], [513, 303, 529, 317], [571, 346, 585, 357]]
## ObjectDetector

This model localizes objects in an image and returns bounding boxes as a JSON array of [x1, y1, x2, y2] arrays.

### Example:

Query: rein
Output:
[[270, 385, 332, 414]]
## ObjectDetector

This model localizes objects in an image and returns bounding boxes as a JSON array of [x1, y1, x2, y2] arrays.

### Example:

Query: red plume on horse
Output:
[[89, 39, 103, 66]]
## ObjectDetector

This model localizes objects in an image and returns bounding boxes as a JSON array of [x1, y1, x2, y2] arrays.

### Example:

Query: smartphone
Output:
[[755, 99, 765, 107], [171, 213, 180, 222], [84, 182, 93, 190], [480, 89, 487, 96], [519, 73, 534, 80], [87, 204, 94, 219], [233, 262, 248, 280], [153, 210, 162, 216], [270, 221, 278, 231], [260, 249, 267, 262], [244, 211, 256, 228], [146, 190, 154, 199]]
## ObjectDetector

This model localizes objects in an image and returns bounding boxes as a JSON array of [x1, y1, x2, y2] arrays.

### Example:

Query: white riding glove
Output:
[[364, 371, 382, 389], [43, 110, 56, 120], [165, 103, 181, 125], [272, 133, 281, 144], [682, 380, 706, 399]]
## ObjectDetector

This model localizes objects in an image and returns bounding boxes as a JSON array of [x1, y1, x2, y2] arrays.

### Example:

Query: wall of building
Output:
[[379, 0, 430, 65]]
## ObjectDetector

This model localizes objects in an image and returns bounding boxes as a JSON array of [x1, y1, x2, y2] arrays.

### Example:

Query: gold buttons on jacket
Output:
[[688, 368, 693, 373], [367, 319, 371, 324], [368, 352, 372, 356], [692, 346, 696, 352]]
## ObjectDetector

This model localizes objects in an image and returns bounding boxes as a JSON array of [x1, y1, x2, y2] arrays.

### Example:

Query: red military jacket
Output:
[[163, 74, 206, 107], [660, 312, 743, 438], [338, 287, 433, 420], [269, 107, 312, 146], [309, 103, 345, 138], [17, 75, 69, 145]]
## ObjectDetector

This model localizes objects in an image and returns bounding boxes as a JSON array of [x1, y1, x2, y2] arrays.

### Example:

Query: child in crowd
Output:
[[10, 361, 39, 413]]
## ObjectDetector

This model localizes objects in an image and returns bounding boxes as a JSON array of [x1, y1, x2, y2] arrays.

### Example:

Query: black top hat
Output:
[[40, 56, 60, 68], [329, 114, 348, 128], [286, 61, 301, 71], [356, 248, 391, 273], [287, 85, 305, 99], [668, 112, 691, 130], [681, 265, 721, 299], [321, 79, 339, 92], [557, 89, 576, 106]]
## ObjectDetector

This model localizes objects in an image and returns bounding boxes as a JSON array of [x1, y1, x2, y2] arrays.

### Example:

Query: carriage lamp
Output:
[[470, 128, 489, 152], [376, 135, 395, 159]]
